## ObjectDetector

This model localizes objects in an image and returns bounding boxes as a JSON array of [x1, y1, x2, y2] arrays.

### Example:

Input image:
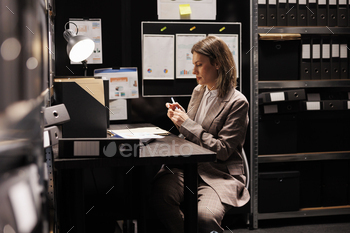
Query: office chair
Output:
[[242, 148, 250, 189]]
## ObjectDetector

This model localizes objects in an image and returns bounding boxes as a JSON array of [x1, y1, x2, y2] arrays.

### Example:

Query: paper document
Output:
[[110, 127, 169, 139]]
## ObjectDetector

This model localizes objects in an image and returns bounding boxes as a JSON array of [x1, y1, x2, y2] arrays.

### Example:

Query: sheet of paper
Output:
[[176, 34, 206, 79], [54, 77, 105, 105], [111, 129, 164, 139], [209, 34, 239, 78], [158, 0, 216, 20], [143, 34, 175, 80], [109, 99, 127, 120], [94, 68, 139, 99], [69, 18, 103, 64]]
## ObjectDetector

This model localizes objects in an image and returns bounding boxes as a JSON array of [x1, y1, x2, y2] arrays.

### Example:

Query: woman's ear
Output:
[[215, 61, 221, 70]]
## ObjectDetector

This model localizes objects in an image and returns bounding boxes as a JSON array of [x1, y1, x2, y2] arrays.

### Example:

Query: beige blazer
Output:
[[179, 84, 250, 207]]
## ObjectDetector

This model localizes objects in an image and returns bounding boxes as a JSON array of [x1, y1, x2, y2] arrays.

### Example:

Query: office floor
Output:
[[222, 215, 350, 233]]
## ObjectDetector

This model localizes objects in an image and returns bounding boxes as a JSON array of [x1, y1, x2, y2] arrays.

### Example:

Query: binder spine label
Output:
[[332, 44, 340, 57], [270, 92, 285, 101], [340, 44, 348, 58], [312, 44, 321, 59], [322, 44, 330, 59], [302, 44, 311, 59]]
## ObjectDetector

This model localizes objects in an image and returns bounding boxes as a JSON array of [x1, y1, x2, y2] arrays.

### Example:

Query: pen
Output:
[[171, 97, 178, 109]]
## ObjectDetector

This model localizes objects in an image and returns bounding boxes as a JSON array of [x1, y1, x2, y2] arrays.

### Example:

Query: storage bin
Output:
[[258, 171, 300, 213]]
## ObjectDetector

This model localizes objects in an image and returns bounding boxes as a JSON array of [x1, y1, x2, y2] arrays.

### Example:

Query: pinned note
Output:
[[179, 4, 192, 15]]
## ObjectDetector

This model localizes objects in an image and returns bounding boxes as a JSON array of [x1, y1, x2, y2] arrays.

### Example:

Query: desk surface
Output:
[[54, 123, 216, 169]]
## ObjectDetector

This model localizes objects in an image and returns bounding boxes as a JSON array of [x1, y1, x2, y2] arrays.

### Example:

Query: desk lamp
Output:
[[63, 22, 95, 76]]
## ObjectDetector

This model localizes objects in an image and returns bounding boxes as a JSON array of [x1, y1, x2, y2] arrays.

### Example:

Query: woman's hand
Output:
[[165, 102, 188, 127]]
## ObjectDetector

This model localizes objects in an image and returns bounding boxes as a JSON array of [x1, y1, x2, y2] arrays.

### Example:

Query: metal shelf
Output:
[[259, 151, 350, 163], [258, 206, 350, 220], [258, 26, 350, 35], [258, 80, 350, 89]]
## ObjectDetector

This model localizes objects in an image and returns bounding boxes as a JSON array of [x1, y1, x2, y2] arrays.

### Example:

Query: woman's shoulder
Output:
[[230, 89, 249, 107]]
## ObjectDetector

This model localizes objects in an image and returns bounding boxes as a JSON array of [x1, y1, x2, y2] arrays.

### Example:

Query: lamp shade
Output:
[[63, 24, 95, 62]]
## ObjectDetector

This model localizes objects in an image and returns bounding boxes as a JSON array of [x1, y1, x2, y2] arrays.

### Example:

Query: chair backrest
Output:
[[241, 148, 250, 189]]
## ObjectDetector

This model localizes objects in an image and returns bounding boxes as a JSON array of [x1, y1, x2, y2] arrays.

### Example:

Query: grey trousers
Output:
[[151, 168, 232, 233]]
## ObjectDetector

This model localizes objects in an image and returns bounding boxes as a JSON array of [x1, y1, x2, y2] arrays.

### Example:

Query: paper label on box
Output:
[[318, 0, 326, 5], [258, 0, 266, 4], [312, 44, 320, 59], [279, 0, 287, 3], [270, 92, 285, 102], [264, 105, 278, 114], [269, 0, 277, 5], [289, 0, 297, 3], [339, 0, 346, 5], [332, 44, 340, 57], [329, 0, 337, 5], [302, 44, 311, 59], [340, 44, 348, 58], [299, 0, 306, 5], [306, 102, 321, 110], [309, 0, 316, 3], [74, 141, 100, 156], [348, 101, 350, 110], [322, 44, 330, 59]]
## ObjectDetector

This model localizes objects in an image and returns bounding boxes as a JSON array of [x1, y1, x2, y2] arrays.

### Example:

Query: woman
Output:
[[152, 35, 250, 233]]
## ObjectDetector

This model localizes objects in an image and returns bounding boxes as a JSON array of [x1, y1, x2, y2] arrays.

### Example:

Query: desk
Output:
[[54, 124, 216, 233]]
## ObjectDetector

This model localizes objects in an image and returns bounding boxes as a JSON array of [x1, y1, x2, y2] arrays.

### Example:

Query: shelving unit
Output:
[[250, 1, 350, 229]]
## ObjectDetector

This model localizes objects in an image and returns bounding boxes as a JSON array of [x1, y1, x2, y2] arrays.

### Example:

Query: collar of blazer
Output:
[[187, 84, 236, 130]]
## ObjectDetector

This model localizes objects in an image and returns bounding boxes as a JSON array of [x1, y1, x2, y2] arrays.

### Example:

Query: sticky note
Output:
[[179, 4, 192, 15]]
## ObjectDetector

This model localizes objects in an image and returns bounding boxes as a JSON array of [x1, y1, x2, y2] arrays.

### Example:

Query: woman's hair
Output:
[[191, 35, 236, 98]]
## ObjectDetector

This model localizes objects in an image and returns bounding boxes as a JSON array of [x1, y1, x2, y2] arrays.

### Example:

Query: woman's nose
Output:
[[192, 66, 197, 74]]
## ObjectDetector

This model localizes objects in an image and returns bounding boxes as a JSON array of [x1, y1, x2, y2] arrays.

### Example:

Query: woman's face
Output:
[[192, 51, 219, 89]]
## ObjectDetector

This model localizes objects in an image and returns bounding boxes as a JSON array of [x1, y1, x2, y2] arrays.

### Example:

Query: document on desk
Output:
[[54, 77, 105, 106], [110, 127, 169, 139]]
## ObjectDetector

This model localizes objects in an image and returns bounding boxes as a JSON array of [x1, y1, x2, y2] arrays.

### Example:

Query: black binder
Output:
[[54, 80, 108, 138], [328, 0, 338, 27], [311, 38, 322, 80], [277, 0, 288, 26], [287, 0, 298, 26], [338, 0, 348, 27], [321, 37, 331, 79], [331, 38, 341, 79], [259, 0, 268, 26], [317, 0, 328, 26], [307, 0, 317, 26], [340, 40, 348, 79], [267, 0, 278, 26], [301, 37, 312, 80], [298, 0, 308, 26]]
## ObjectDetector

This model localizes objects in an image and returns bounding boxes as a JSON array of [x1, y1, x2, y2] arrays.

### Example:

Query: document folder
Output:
[[267, 0, 278, 26], [331, 39, 340, 79], [298, 0, 308, 26], [277, 0, 288, 26], [311, 38, 322, 80], [317, 0, 328, 26], [54, 79, 107, 138], [321, 38, 331, 79], [301, 37, 312, 80], [338, 0, 348, 27], [340, 41, 348, 79], [259, 0, 268, 26], [288, 0, 298, 26], [328, 0, 338, 27], [308, 0, 318, 26]]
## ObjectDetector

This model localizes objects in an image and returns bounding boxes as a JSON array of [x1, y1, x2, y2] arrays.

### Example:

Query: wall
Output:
[[55, 0, 251, 135]]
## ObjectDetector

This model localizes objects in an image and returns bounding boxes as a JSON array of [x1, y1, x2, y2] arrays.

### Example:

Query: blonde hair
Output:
[[191, 35, 237, 98]]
